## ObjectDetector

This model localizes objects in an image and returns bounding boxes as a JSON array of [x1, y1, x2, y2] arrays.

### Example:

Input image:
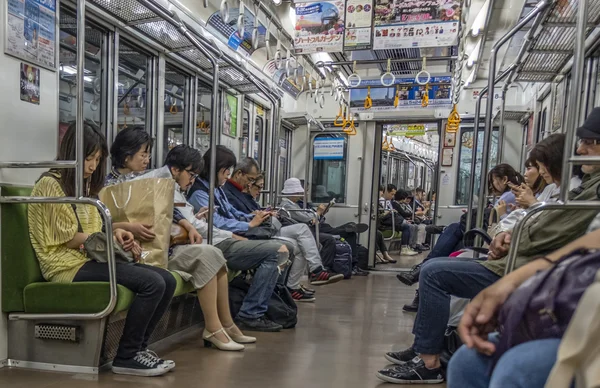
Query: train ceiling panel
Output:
[[514, 0, 600, 83], [87, 0, 262, 94]]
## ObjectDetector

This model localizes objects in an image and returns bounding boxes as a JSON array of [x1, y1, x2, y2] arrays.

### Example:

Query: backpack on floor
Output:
[[356, 244, 369, 270], [228, 275, 298, 329], [333, 238, 353, 279]]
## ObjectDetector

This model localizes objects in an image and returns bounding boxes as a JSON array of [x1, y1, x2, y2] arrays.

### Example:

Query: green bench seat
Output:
[[381, 230, 402, 239], [1, 185, 195, 315]]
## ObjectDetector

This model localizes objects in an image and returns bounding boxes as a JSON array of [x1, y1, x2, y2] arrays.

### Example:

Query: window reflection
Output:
[[312, 134, 347, 204], [58, 8, 104, 140], [195, 84, 211, 155], [163, 64, 186, 154], [117, 42, 148, 134]]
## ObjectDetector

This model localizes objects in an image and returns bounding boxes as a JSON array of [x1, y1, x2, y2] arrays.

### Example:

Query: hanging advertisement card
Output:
[[314, 138, 345, 160], [223, 94, 238, 138], [20, 62, 40, 104], [293, 1, 345, 54], [373, 0, 460, 50], [206, 8, 267, 57], [344, 0, 374, 51], [6, 0, 56, 70], [552, 79, 565, 131], [262, 59, 308, 99], [349, 76, 452, 111]]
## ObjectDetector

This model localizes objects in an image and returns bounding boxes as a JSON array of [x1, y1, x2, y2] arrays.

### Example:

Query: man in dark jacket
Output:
[[221, 157, 262, 214]]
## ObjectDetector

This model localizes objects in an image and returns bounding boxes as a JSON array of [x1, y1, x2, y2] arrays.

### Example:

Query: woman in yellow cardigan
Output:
[[28, 122, 176, 377]]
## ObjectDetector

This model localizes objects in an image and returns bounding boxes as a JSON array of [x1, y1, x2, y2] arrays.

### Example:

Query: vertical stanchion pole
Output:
[[75, 0, 86, 198]]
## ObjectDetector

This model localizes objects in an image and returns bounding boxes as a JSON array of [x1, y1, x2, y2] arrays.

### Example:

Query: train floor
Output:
[[0, 251, 447, 388]]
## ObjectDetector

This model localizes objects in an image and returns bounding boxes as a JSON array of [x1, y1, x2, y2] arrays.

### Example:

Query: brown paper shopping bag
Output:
[[99, 177, 175, 268]]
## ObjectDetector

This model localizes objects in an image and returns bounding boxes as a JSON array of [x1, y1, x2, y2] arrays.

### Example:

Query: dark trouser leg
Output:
[[411, 258, 500, 354], [425, 222, 464, 262], [376, 230, 387, 253], [73, 261, 177, 360], [400, 222, 411, 245], [217, 240, 282, 319]]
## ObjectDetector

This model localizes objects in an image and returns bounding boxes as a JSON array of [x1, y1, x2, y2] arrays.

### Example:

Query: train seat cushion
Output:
[[381, 230, 402, 239], [1, 185, 195, 314]]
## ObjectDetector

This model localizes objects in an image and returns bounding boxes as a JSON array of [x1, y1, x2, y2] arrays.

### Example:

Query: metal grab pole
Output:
[[476, 1, 551, 232], [497, 86, 507, 165], [559, 0, 588, 203], [304, 121, 311, 208], [75, 0, 85, 198], [464, 65, 516, 232]]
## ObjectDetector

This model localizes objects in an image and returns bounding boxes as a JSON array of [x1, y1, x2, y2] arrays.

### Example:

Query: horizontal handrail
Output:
[[0, 196, 117, 321], [0, 161, 77, 169], [505, 201, 600, 275], [568, 156, 600, 164]]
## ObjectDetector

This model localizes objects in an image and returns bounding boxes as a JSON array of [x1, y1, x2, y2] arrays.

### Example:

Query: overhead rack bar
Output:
[[317, 56, 458, 67]]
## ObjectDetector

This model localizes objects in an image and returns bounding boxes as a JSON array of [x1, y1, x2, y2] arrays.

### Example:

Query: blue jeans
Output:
[[447, 333, 562, 388], [425, 222, 464, 261], [400, 222, 411, 245], [73, 261, 177, 360], [412, 257, 500, 354], [216, 239, 284, 319]]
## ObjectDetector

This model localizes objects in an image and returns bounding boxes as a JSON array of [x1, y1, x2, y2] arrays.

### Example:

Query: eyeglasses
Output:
[[577, 138, 600, 148], [185, 169, 198, 181], [252, 183, 264, 190]]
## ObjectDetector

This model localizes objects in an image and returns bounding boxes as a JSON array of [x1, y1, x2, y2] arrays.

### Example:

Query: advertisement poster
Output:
[[262, 59, 307, 99], [294, 1, 345, 54], [6, 0, 56, 70], [373, 0, 460, 50], [349, 76, 452, 111], [387, 124, 426, 136], [344, 0, 374, 51], [20, 62, 40, 104], [552, 79, 565, 131], [206, 8, 267, 57], [223, 94, 238, 138]]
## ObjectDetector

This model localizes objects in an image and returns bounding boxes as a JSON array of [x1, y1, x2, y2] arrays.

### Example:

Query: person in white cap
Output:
[[279, 178, 370, 277]]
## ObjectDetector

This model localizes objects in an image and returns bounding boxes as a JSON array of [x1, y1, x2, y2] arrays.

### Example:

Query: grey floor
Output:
[[0, 251, 447, 388]]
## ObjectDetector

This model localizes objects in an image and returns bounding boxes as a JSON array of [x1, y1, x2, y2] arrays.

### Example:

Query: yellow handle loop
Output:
[[382, 135, 389, 151], [123, 102, 130, 115], [394, 86, 400, 108], [170, 103, 178, 114], [446, 104, 461, 133], [364, 86, 373, 109], [334, 105, 346, 127], [421, 84, 430, 108], [387, 136, 395, 151]]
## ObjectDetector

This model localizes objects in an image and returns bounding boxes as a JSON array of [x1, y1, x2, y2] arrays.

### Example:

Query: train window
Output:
[[278, 128, 290, 193], [163, 64, 187, 153], [312, 134, 347, 204], [537, 108, 547, 142], [58, 9, 106, 140], [195, 85, 211, 155], [455, 127, 499, 205], [117, 41, 149, 135], [241, 108, 250, 159], [391, 158, 399, 188], [255, 116, 264, 165], [399, 160, 407, 187]]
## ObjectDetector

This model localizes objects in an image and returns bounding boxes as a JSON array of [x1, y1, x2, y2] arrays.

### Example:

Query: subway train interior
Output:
[[1, 0, 600, 386]]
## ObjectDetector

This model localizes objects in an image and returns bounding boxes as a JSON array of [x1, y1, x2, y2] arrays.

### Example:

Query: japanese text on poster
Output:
[[314, 138, 345, 160], [294, 1, 345, 54], [20, 62, 40, 104], [344, 0, 374, 51], [373, 0, 460, 49], [206, 8, 267, 57], [349, 76, 452, 111], [6, 0, 56, 70]]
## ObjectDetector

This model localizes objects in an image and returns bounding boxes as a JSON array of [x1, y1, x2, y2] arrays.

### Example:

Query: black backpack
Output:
[[333, 238, 352, 279], [356, 244, 369, 270], [228, 275, 298, 329]]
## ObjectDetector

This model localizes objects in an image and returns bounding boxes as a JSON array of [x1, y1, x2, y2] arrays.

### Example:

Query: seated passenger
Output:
[[108, 129, 288, 333], [380, 185, 417, 257], [376, 111, 600, 385], [393, 190, 427, 252], [28, 122, 175, 377], [448, 213, 600, 388], [278, 177, 370, 276], [187, 146, 343, 302]]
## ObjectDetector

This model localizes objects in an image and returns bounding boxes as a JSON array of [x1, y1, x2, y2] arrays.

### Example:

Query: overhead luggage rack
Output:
[[515, 0, 600, 82], [86, 0, 262, 94]]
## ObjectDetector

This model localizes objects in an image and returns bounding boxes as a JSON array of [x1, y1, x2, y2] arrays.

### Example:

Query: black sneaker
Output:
[[402, 290, 419, 312], [309, 267, 344, 285], [376, 362, 444, 384], [112, 351, 170, 377], [144, 349, 175, 371], [352, 266, 369, 276], [300, 285, 316, 295], [396, 264, 421, 286], [384, 347, 418, 365], [289, 288, 316, 302], [235, 316, 283, 332]]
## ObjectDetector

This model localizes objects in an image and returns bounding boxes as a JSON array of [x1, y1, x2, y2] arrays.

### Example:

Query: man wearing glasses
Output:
[[222, 157, 263, 214]]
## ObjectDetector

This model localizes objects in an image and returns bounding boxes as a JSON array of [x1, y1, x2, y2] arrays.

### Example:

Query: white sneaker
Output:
[[400, 247, 419, 256]]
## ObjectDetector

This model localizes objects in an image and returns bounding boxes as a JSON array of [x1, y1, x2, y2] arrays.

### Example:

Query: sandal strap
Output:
[[205, 327, 225, 339]]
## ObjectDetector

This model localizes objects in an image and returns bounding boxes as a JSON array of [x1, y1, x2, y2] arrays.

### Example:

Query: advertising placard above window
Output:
[[343, 0, 374, 51], [206, 8, 267, 56], [373, 0, 461, 50], [294, 1, 345, 54]]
